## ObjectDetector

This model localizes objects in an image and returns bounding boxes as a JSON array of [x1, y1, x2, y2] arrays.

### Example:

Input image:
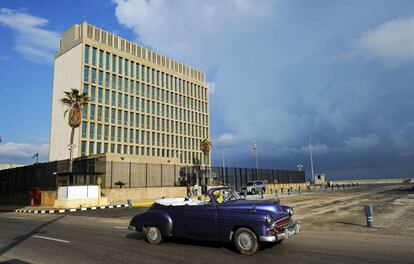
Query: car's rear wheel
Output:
[[234, 228, 258, 255], [145, 226, 162, 245]]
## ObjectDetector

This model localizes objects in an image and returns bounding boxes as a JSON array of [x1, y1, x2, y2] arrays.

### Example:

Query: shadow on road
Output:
[[336, 221, 366, 227], [0, 215, 65, 257], [0, 259, 31, 264], [126, 232, 237, 252]]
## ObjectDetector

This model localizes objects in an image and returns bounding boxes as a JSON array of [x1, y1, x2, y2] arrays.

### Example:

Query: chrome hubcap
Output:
[[148, 227, 158, 241], [238, 233, 252, 250]]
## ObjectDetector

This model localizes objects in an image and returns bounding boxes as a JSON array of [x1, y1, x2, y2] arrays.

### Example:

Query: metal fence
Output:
[[0, 159, 305, 193], [178, 166, 305, 192]]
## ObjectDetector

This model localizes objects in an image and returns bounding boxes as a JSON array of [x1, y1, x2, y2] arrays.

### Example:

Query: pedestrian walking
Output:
[[194, 183, 199, 196]]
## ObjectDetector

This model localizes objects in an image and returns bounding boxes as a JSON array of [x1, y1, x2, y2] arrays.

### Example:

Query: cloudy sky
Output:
[[0, 0, 413, 180]]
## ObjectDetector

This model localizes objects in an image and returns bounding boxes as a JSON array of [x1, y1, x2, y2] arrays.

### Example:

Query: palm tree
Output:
[[60, 88, 90, 172], [200, 138, 212, 192]]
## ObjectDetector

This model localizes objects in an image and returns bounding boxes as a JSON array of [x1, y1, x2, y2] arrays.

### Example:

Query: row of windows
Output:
[[82, 100, 208, 130], [82, 82, 208, 116], [81, 140, 206, 164], [84, 45, 208, 101], [81, 107, 208, 138], [81, 121, 207, 150], [85, 25, 205, 82]]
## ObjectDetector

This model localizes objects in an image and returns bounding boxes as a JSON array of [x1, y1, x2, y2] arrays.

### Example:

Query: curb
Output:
[[14, 203, 130, 214]]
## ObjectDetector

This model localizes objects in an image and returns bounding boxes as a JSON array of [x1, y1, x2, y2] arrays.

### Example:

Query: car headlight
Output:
[[265, 214, 272, 224], [287, 207, 293, 216]]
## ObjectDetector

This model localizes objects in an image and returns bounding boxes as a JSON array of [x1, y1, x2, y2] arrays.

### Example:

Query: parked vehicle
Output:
[[128, 187, 300, 255], [240, 180, 266, 195]]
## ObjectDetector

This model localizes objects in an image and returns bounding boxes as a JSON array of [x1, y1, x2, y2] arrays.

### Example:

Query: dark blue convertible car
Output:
[[128, 187, 300, 255]]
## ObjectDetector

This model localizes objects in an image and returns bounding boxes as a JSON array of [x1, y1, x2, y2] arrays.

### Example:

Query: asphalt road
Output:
[[0, 185, 413, 264]]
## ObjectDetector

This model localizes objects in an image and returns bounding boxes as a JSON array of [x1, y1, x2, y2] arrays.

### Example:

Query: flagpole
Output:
[[309, 137, 315, 183], [254, 140, 258, 179]]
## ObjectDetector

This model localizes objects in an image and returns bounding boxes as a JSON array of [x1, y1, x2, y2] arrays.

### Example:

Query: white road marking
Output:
[[8, 216, 26, 220], [81, 208, 87, 211], [32, 235, 70, 243], [114, 226, 127, 229]]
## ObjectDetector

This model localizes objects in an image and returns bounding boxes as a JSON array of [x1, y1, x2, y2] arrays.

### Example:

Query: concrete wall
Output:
[[332, 178, 414, 185], [41, 191, 58, 206], [49, 42, 83, 161], [102, 187, 186, 204]]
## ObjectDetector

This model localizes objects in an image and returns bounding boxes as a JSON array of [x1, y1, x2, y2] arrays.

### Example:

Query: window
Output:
[[124, 94, 128, 109], [111, 126, 115, 141], [98, 88, 103, 103], [118, 76, 122, 90], [92, 48, 97, 65], [111, 143, 115, 153], [91, 86, 96, 102], [151, 69, 155, 85], [82, 105, 88, 119], [124, 128, 128, 142], [111, 109, 116, 124], [112, 74, 116, 89], [112, 55, 117, 72], [97, 142, 102, 153], [105, 73, 110, 88], [104, 125, 109, 140], [117, 127, 122, 141], [97, 106, 102, 121], [90, 104, 95, 119], [124, 111, 128, 125], [124, 78, 129, 91], [118, 57, 123, 74], [104, 143, 108, 153], [89, 142, 95, 154], [97, 124, 102, 140], [91, 68, 96, 83], [111, 91, 116, 106], [84, 66, 89, 82], [99, 50, 103, 68], [82, 121, 87, 138], [85, 45, 90, 64], [117, 110, 122, 125], [118, 93, 122, 107], [130, 129, 134, 143], [105, 52, 110, 70], [105, 89, 109, 105], [81, 141, 87, 156], [125, 59, 129, 76], [89, 122, 95, 139]]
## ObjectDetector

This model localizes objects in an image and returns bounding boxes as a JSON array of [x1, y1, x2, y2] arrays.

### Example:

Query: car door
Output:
[[182, 203, 218, 241]]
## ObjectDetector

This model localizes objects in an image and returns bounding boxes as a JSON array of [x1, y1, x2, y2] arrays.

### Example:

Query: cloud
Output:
[[0, 8, 59, 64], [0, 141, 49, 164], [351, 16, 414, 63], [207, 82, 216, 94], [215, 133, 236, 145]]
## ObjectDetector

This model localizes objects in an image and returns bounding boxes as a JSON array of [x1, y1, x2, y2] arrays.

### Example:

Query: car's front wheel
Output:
[[144, 226, 163, 245], [234, 228, 258, 255]]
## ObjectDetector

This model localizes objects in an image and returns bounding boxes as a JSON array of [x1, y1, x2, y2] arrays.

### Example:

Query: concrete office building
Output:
[[49, 22, 210, 166]]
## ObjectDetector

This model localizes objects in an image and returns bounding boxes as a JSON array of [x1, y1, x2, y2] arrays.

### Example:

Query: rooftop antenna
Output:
[[32, 153, 39, 164], [83, 16, 87, 23]]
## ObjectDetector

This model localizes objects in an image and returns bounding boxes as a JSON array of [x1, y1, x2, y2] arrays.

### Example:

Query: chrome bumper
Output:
[[259, 221, 301, 242], [128, 225, 136, 231]]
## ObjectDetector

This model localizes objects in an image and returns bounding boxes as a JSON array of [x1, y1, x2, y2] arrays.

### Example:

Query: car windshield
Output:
[[212, 188, 241, 204], [246, 182, 254, 186]]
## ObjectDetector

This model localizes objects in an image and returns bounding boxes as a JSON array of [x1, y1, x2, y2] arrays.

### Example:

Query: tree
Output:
[[200, 138, 212, 192], [60, 88, 90, 172]]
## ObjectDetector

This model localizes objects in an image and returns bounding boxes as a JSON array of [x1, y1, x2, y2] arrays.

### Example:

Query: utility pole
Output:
[[309, 137, 315, 183]]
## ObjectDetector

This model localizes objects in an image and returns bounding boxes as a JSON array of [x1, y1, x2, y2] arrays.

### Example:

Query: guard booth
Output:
[[54, 172, 108, 208]]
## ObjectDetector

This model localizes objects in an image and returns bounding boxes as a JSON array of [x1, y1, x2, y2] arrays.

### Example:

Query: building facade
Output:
[[49, 22, 210, 165]]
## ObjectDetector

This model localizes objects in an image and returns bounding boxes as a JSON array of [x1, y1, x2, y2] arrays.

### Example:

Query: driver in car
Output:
[[213, 190, 223, 204]]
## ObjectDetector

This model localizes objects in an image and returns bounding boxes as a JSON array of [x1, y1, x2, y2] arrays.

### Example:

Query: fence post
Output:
[[239, 168, 243, 188], [145, 163, 148, 188], [160, 164, 163, 187], [129, 162, 132, 188], [174, 164, 177, 186], [110, 161, 113, 189], [234, 167, 238, 191]]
